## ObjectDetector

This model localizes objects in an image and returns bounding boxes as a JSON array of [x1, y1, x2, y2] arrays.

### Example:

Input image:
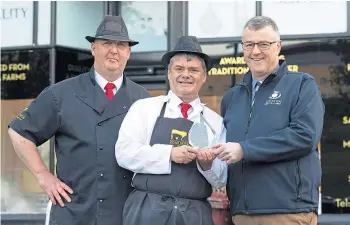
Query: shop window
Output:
[[121, 1, 168, 52], [55, 47, 94, 83], [37, 1, 51, 45], [188, 2, 255, 39], [1, 49, 51, 213], [200, 42, 241, 114], [262, 1, 347, 36], [56, 1, 104, 50]]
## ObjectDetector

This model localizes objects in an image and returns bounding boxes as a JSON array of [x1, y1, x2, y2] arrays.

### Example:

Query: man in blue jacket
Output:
[[214, 16, 324, 225]]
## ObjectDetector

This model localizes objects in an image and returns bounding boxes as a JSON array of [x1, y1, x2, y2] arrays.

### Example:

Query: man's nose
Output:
[[110, 43, 119, 53], [181, 70, 190, 77], [251, 44, 262, 54]]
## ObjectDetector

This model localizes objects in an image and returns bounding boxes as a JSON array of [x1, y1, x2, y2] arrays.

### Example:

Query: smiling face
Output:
[[167, 54, 207, 103], [242, 26, 281, 79], [91, 39, 131, 80]]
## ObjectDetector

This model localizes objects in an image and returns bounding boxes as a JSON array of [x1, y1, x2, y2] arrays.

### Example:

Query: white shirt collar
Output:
[[94, 70, 123, 92], [162, 90, 205, 117]]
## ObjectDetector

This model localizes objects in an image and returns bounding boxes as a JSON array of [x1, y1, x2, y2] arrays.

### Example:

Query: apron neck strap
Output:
[[160, 101, 204, 121], [199, 111, 205, 125], [200, 111, 216, 139], [159, 102, 167, 117], [159, 103, 215, 137]]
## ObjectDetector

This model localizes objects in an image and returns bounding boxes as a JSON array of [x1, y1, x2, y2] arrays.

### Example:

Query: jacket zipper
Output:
[[241, 78, 271, 213], [240, 83, 252, 214], [296, 160, 301, 201]]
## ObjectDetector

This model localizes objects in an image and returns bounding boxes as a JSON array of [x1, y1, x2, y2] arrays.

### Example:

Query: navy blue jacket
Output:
[[221, 60, 324, 215]]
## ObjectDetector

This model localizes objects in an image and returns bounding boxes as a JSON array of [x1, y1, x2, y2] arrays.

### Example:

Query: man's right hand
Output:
[[170, 146, 199, 164], [36, 171, 73, 207]]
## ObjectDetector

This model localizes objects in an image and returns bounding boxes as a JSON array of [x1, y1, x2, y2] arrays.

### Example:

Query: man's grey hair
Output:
[[244, 16, 280, 40], [168, 53, 207, 73]]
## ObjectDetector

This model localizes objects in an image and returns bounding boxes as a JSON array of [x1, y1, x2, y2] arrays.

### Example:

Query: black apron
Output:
[[123, 102, 214, 225]]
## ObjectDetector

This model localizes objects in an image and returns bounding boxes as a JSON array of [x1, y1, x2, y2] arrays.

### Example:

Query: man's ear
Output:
[[203, 71, 207, 83], [167, 69, 171, 81], [125, 47, 131, 60], [91, 42, 96, 56], [276, 40, 282, 56]]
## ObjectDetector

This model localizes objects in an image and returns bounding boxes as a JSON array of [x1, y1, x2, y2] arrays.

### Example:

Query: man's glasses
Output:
[[241, 41, 278, 51], [171, 66, 201, 75]]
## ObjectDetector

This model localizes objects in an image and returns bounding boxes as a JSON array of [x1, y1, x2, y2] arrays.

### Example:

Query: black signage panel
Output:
[[55, 48, 94, 83], [1, 49, 50, 99], [319, 39, 350, 213]]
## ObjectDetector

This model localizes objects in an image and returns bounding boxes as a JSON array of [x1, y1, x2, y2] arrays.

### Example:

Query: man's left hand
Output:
[[212, 142, 244, 164], [196, 149, 217, 170]]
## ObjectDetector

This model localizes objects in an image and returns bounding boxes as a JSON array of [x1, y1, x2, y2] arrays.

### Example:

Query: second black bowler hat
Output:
[[161, 36, 212, 70]]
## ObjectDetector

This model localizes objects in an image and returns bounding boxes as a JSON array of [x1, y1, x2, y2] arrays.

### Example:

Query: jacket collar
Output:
[[75, 67, 132, 121], [242, 60, 288, 88], [160, 90, 206, 116]]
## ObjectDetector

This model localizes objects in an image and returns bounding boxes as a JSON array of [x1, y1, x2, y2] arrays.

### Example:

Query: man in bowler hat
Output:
[[8, 15, 150, 225], [115, 36, 227, 225]]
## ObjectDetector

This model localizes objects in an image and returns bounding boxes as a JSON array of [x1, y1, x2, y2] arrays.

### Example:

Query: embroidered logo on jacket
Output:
[[265, 91, 282, 105], [17, 107, 28, 120]]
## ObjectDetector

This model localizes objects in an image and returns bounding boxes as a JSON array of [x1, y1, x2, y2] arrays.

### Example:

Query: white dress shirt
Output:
[[95, 71, 123, 95], [115, 90, 227, 188]]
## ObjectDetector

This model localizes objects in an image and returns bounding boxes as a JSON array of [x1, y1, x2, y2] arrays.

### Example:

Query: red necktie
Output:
[[180, 103, 191, 119], [104, 83, 115, 101]]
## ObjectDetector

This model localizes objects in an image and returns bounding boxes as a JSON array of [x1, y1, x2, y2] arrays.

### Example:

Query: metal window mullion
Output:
[[49, 0, 57, 175], [33, 1, 38, 45]]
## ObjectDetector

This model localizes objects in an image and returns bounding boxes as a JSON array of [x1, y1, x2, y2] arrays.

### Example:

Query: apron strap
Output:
[[159, 102, 167, 117], [160, 103, 216, 139], [200, 111, 216, 138], [199, 112, 205, 125]]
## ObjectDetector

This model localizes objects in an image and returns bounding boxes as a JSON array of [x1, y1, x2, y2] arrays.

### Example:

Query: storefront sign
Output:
[[322, 98, 350, 213], [344, 116, 350, 125], [343, 116, 350, 149], [1, 63, 29, 81], [1, 1, 33, 47], [335, 198, 350, 208], [1, 7, 28, 19], [343, 140, 350, 148], [1, 50, 50, 99], [208, 55, 299, 76]]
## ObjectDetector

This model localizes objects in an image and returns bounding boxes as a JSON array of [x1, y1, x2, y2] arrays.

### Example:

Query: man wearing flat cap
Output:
[[115, 36, 227, 225], [8, 15, 150, 225]]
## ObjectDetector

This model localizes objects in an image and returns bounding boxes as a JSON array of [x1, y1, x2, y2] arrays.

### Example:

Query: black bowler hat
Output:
[[161, 36, 212, 70], [85, 15, 139, 46]]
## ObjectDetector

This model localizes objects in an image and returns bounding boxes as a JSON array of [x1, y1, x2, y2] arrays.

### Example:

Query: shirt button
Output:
[[100, 173, 104, 177], [174, 206, 177, 209], [99, 199, 103, 203], [99, 146, 103, 150], [123, 175, 126, 179]]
